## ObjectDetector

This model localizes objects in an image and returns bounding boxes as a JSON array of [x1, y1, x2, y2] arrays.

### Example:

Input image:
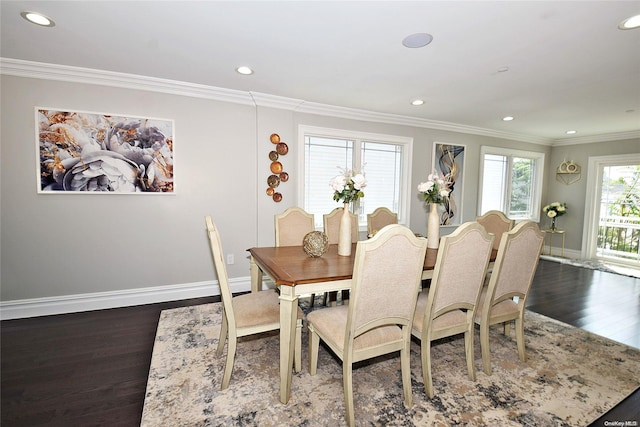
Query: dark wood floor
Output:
[[1, 259, 638, 426]]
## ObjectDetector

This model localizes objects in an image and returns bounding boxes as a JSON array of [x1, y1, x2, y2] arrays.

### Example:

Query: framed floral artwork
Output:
[[432, 142, 465, 225], [36, 108, 174, 194]]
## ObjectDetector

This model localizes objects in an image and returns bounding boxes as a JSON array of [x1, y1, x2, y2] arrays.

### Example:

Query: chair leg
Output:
[[221, 333, 236, 390], [308, 325, 319, 376], [421, 339, 434, 398], [327, 291, 337, 307], [341, 290, 350, 305], [464, 326, 476, 382], [516, 315, 526, 362], [294, 319, 302, 373], [400, 337, 413, 407], [504, 320, 512, 336], [216, 313, 228, 357], [343, 361, 355, 427], [480, 321, 492, 375]]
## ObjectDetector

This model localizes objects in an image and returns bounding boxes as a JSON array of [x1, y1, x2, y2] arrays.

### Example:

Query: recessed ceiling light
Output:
[[20, 11, 55, 27], [502, 116, 514, 121], [402, 33, 433, 48], [566, 130, 577, 135], [411, 99, 425, 106], [618, 14, 640, 30], [236, 66, 253, 75]]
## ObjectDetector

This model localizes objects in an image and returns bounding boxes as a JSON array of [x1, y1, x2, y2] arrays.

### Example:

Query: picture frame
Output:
[[36, 108, 175, 194], [432, 142, 465, 226]]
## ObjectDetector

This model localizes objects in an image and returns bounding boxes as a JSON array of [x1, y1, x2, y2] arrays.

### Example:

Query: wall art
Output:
[[266, 133, 288, 202], [432, 142, 465, 225], [37, 108, 175, 194]]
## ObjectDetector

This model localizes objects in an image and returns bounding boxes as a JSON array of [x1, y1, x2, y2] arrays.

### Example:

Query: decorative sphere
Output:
[[303, 231, 329, 257]]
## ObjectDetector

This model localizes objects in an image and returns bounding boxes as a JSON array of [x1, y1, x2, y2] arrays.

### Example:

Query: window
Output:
[[298, 126, 412, 229], [479, 146, 545, 221]]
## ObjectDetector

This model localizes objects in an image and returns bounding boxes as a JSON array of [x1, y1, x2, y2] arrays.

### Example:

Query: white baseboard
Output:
[[541, 247, 581, 260], [0, 277, 251, 320]]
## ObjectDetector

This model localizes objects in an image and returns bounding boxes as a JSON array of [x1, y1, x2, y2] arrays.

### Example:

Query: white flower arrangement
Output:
[[330, 167, 367, 204], [418, 171, 451, 204], [543, 202, 567, 218]]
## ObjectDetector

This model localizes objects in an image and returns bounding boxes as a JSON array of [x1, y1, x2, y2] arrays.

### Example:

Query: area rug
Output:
[[540, 255, 640, 279], [141, 302, 640, 426]]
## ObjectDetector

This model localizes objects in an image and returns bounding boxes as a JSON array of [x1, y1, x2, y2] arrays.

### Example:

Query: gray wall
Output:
[[1, 73, 637, 306], [545, 139, 640, 252]]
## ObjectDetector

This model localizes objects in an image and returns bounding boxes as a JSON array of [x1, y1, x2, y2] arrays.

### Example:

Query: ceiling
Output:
[[2, 1, 639, 144]]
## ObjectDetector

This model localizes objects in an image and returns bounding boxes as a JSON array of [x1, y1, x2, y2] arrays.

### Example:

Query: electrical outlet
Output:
[[226, 254, 234, 265]]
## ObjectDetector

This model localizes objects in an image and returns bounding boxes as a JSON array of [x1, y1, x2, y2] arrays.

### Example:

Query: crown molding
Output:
[[550, 130, 640, 146], [2, 58, 634, 146], [294, 100, 553, 145], [0, 57, 255, 106]]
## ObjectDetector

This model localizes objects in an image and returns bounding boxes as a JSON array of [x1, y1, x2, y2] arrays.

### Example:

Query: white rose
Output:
[[439, 189, 450, 198], [547, 210, 557, 218], [330, 175, 346, 192], [418, 181, 434, 192], [351, 173, 367, 190]]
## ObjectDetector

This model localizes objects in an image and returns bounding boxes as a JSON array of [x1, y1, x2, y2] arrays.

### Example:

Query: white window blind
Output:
[[299, 126, 412, 229]]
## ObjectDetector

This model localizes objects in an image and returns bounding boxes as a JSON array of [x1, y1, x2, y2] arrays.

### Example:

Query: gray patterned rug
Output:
[[540, 255, 640, 279], [141, 302, 640, 426]]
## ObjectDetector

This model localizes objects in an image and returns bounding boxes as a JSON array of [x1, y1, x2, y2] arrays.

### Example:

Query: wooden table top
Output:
[[248, 243, 443, 287]]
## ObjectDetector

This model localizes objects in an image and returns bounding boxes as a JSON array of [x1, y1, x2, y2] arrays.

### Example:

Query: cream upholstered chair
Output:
[[474, 220, 544, 375], [476, 210, 515, 252], [366, 207, 398, 236], [205, 216, 303, 389], [322, 207, 359, 305], [275, 207, 315, 247], [275, 207, 317, 305], [324, 207, 359, 244], [412, 221, 494, 398], [307, 224, 427, 427]]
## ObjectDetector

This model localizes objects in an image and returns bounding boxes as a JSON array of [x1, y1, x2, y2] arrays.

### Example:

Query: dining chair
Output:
[[307, 224, 427, 427], [324, 206, 359, 244], [275, 207, 317, 305], [474, 220, 544, 375], [274, 207, 315, 247], [322, 207, 359, 306], [412, 221, 494, 398], [475, 210, 515, 252], [366, 207, 398, 236], [205, 215, 303, 390]]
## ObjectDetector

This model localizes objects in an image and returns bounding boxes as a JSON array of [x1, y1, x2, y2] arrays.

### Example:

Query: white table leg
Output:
[[249, 255, 263, 293], [279, 285, 297, 404]]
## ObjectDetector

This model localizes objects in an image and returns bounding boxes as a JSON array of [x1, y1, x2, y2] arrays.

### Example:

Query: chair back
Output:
[[275, 207, 315, 246], [205, 216, 235, 328], [367, 207, 398, 236], [485, 221, 544, 306], [427, 222, 494, 318], [476, 210, 515, 251], [323, 207, 358, 244], [347, 224, 427, 339]]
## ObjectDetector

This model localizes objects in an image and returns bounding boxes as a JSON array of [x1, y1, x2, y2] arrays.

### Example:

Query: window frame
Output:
[[478, 145, 545, 222], [297, 125, 413, 230]]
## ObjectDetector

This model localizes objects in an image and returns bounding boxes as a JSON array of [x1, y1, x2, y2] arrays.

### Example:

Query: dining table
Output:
[[247, 242, 496, 404]]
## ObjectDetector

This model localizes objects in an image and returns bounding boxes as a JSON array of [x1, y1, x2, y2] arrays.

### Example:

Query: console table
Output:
[[543, 229, 565, 257]]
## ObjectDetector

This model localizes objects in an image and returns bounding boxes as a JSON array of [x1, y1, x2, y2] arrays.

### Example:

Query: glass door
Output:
[[589, 158, 640, 267]]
